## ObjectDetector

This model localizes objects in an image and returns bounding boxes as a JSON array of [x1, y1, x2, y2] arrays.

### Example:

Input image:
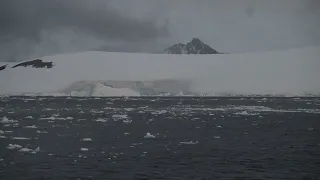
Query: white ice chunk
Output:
[[112, 114, 128, 120], [144, 132, 156, 139], [180, 141, 198, 145], [19, 148, 34, 153], [123, 119, 132, 124], [1, 117, 18, 123], [7, 144, 23, 150], [24, 125, 38, 129], [95, 118, 108, 122], [81, 148, 89, 151], [34, 147, 40, 152], [12, 137, 31, 140]]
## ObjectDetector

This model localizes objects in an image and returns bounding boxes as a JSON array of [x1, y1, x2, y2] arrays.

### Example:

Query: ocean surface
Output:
[[0, 96, 319, 180]]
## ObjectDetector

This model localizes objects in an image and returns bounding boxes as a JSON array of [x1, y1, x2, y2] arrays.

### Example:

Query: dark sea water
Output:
[[0, 96, 319, 180]]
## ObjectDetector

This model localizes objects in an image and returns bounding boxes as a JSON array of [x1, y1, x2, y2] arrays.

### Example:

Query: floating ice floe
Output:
[[235, 111, 259, 116], [80, 148, 89, 151], [40, 116, 57, 120], [144, 132, 156, 139], [0, 158, 3, 161], [18, 146, 40, 154], [40, 115, 73, 121], [217, 105, 320, 114], [112, 114, 128, 121], [0, 130, 4, 134], [7, 144, 23, 150], [123, 119, 132, 124], [25, 116, 34, 119], [180, 141, 198, 145], [19, 148, 34, 153], [12, 137, 31, 140], [146, 119, 154, 124], [81, 138, 92, 141], [34, 147, 40, 152], [152, 110, 168, 115], [125, 108, 134, 112], [95, 118, 108, 122], [0, 135, 7, 138], [36, 130, 48, 134], [90, 110, 104, 114], [1, 117, 18, 124], [24, 125, 38, 129]]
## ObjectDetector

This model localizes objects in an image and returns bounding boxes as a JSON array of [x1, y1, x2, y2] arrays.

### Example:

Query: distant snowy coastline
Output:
[[1, 47, 320, 97]]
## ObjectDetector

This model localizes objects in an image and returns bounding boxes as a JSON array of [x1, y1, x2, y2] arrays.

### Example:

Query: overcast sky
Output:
[[0, 0, 319, 62]]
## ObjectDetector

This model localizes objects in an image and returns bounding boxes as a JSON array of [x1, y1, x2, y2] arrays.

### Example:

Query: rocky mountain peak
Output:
[[164, 38, 219, 54]]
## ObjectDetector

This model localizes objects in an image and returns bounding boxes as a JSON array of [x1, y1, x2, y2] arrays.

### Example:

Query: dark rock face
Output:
[[165, 38, 219, 54], [12, 59, 53, 69], [0, 64, 7, 71]]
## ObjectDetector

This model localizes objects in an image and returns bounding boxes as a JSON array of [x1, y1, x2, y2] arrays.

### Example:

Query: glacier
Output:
[[0, 47, 320, 96]]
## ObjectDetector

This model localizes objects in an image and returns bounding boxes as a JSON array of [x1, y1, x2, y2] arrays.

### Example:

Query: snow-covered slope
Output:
[[0, 47, 320, 96]]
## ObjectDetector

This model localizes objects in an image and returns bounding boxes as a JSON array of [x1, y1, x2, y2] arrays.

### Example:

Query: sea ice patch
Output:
[[24, 125, 38, 129], [12, 137, 31, 140], [95, 118, 108, 122], [1, 117, 18, 124], [122, 119, 132, 124], [180, 141, 198, 145], [19, 148, 34, 153], [36, 130, 48, 134], [235, 111, 259, 116], [112, 114, 128, 121], [144, 132, 156, 139], [7, 144, 23, 150]]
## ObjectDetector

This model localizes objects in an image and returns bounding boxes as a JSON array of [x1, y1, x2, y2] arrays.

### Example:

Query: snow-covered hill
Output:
[[0, 47, 320, 96]]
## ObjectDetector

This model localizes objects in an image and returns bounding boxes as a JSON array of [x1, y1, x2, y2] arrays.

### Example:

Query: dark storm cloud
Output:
[[0, 0, 168, 61], [0, 0, 166, 41]]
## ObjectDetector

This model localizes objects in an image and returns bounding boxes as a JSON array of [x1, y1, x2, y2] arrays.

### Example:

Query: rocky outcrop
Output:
[[12, 59, 53, 69], [0, 64, 7, 71], [165, 38, 219, 54]]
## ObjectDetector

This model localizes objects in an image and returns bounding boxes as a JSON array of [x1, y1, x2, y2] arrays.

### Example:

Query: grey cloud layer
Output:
[[0, 0, 167, 41], [0, 0, 168, 61], [0, 0, 319, 62]]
